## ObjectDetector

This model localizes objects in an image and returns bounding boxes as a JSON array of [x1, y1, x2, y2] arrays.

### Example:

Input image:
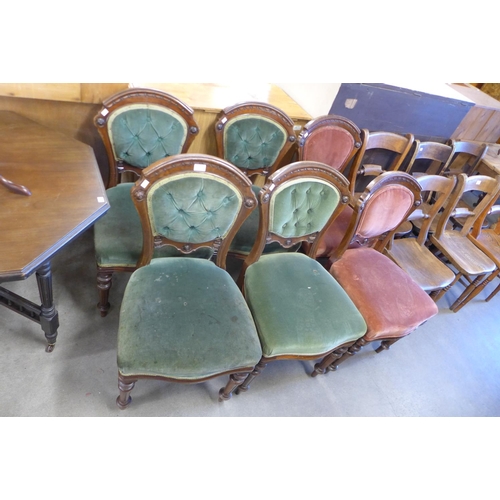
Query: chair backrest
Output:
[[404, 140, 455, 175], [347, 129, 415, 193], [407, 174, 457, 246], [241, 161, 352, 269], [297, 115, 362, 172], [214, 101, 297, 179], [329, 171, 422, 260], [434, 174, 500, 239], [442, 140, 489, 176], [94, 88, 199, 188], [130, 154, 258, 269]]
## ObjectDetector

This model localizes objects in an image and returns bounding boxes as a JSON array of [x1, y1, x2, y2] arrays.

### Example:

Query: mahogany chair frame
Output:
[[116, 154, 260, 408], [312, 172, 425, 375], [235, 161, 362, 392], [214, 101, 297, 180], [94, 87, 200, 189], [297, 114, 362, 172]]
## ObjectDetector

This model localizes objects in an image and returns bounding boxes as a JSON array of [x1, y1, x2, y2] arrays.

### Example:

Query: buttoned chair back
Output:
[[95, 88, 199, 188], [115, 154, 263, 409], [215, 101, 297, 180], [297, 114, 362, 172]]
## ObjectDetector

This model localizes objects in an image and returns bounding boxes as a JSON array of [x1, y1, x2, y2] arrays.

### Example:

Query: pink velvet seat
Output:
[[312, 171, 439, 375]]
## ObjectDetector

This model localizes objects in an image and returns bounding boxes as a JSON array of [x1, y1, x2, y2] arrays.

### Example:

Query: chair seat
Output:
[[229, 185, 300, 256], [430, 231, 496, 276], [473, 230, 500, 263], [94, 183, 211, 268], [117, 258, 262, 380], [244, 253, 367, 358], [330, 247, 438, 341], [386, 238, 456, 291]]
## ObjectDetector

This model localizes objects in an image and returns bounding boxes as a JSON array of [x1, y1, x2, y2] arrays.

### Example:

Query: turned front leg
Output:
[[116, 373, 136, 409], [97, 269, 113, 317], [36, 261, 59, 352], [312, 347, 348, 377], [219, 372, 248, 401], [235, 358, 268, 394]]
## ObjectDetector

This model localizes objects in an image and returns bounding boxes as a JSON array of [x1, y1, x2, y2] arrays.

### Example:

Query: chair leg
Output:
[[453, 269, 500, 312], [375, 338, 401, 353], [116, 373, 136, 410], [429, 283, 452, 302], [327, 338, 367, 371], [235, 358, 268, 394], [450, 274, 485, 312], [311, 347, 348, 377], [218, 372, 248, 402], [96, 269, 113, 317], [486, 281, 500, 302]]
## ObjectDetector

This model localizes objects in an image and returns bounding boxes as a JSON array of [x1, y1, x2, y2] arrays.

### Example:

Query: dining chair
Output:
[[384, 174, 457, 301], [234, 161, 368, 394], [429, 173, 500, 312], [93, 88, 200, 316], [115, 154, 263, 409], [214, 101, 298, 260], [312, 171, 439, 375], [449, 203, 500, 309]]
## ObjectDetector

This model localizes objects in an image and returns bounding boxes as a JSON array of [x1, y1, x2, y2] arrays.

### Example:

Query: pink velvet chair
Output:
[[312, 171, 439, 376]]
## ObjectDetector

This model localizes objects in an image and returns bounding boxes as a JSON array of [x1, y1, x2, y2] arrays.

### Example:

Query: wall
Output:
[[276, 83, 341, 118]]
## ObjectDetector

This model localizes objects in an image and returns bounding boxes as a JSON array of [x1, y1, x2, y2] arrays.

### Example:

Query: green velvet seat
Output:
[[244, 253, 366, 358], [234, 160, 368, 395], [93, 88, 200, 317], [115, 154, 262, 409], [118, 258, 261, 380]]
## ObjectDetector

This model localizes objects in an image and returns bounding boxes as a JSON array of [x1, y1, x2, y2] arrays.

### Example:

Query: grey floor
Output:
[[1, 228, 500, 417]]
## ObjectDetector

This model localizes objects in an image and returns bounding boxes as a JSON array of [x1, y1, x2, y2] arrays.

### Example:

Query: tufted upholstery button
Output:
[[306, 189, 311, 194], [283, 223, 287, 228], [307, 208, 313, 214]]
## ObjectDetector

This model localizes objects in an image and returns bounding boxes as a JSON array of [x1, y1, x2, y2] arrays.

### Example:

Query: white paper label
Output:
[[194, 164, 206, 172], [101, 108, 109, 116], [97, 197, 105, 203], [141, 179, 150, 188]]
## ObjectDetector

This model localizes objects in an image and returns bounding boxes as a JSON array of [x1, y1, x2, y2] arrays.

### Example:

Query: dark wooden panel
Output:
[[329, 83, 473, 140]]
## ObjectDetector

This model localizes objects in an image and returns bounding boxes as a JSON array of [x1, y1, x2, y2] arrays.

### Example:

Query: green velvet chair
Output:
[[233, 161, 368, 394], [93, 88, 200, 316], [214, 101, 300, 259], [312, 172, 439, 376], [115, 154, 263, 409]]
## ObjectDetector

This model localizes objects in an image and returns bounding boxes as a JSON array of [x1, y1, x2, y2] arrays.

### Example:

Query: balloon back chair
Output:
[[234, 161, 368, 394], [93, 88, 200, 316], [428, 173, 500, 312], [297, 114, 362, 172], [312, 171, 439, 376], [215, 101, 299, 259], [115, 154, 263, 409]]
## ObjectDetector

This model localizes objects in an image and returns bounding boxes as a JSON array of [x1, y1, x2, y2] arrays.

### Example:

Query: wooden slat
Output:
[[0, 83, 82, 102]]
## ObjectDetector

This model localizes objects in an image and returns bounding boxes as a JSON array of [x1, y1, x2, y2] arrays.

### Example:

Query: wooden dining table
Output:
[[0, 111, 109, 352]]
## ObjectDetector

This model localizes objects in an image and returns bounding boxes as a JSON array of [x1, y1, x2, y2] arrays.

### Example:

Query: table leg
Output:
[[35, 261, 59, 353]]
